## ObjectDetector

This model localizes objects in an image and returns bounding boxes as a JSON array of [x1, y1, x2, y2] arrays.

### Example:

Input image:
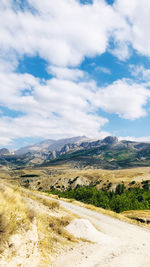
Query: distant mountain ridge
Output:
[[1, 135, 150, 169], [15, 136, 90, 155], [40, 136, 150, 169], [0, 148, 10, 156]]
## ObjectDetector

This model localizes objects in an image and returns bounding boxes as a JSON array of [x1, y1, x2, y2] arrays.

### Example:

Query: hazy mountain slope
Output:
[[1, 136, 150, 169], [0, 148, 10, 155], [45, 136, 90, 152], [45, 137, 150, 169], [15, 139, 56, 155], [15, 136, 89, 155]]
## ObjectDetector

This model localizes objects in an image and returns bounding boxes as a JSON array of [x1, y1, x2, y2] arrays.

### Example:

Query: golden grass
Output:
[[2, 165, 150, 192], [62, 166, 150, 186], [20, 166, 150, 190], [122, 210, 150, 217], [122, 210, 150, 225], [18, 187, 60, 211], [0, 182, 78, 265], [0, 184, 34, 254], [2, 178, 150, 265], [36, 213, 77, 265], [48, 193, 147, 228], [34, 196, 60, 210]]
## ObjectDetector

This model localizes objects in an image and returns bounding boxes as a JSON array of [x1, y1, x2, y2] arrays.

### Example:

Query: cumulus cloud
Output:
[[0, 66, 150, 146], [0, 69, 109, 145], [110, 41, 131, 61], [130, 65, 150, 83], [0, 0, 129, 67], [119, 136, 150, 143], [1, 0, 150, 146], [1, 0, 150, 68], [94, 79, 150, 120], [114, 0, 150, 58], [47, 66, 85, 81], [95, 66, 111, 75]]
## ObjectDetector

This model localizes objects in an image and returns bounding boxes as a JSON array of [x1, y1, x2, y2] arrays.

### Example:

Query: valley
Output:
[[2, 164, 150, 192], [1, 136, 150, 266]]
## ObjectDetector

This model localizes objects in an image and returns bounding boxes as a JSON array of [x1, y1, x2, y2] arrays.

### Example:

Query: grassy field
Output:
[[1, 165, 150, 192]]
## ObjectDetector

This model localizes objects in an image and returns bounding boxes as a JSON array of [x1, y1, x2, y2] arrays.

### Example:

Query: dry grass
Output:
[[15, 166, 150, 190], [48, 193, 147, 228], [16, 187, 60, 210], [2, 165, 150, 192], [122, 210, 150, 225], [122, 210, 150, 218], [0, 184, 35, 254], [24, 192, 77, 265], [34, 196, 60, 210], [37, 213, 76, 261], [0, 182, 78, 265]]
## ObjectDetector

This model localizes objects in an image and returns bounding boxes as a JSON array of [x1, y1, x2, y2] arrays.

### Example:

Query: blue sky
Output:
[[1, 0, 150, 149]]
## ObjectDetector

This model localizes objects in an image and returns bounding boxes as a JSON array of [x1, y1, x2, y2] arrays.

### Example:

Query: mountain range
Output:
[[0, 135, 150, 169], [15, 136, 89, 155]]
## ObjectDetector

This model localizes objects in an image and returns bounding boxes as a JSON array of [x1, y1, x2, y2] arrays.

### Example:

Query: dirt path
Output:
[[51, 199, 150, 267]]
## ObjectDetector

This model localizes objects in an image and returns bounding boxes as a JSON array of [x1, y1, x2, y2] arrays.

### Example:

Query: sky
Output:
[[1, 0, 150, 149]]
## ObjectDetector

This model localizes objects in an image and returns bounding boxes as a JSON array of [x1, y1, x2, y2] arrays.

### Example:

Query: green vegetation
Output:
[[1, 140, 150, 170], [49, 183, 150, 213], [21, 174, 40, 177], [43, 146, 150, 169]]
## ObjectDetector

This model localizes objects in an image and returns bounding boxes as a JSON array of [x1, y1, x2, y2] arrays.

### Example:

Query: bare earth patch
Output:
[[52, 198, 150, 267], [66, 219, 111, 244]]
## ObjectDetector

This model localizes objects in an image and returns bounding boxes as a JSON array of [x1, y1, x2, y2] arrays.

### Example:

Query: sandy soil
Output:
[[0, 218, 40, 267], [3, 186, 150, 267], [52, 199, 150, 267]]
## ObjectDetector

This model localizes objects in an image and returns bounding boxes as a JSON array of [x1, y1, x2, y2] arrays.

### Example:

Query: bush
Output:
[[129, 181, 135, 185], [49, 184, 150, 213]]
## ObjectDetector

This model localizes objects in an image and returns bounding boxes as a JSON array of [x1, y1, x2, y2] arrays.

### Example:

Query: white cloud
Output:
[[0, 70, 109, 145], [95, 66, 111, 75], [0, 0, 128, 67], [93, 79, 150, 120], [1, 0, 150, 146], [0, 66, 150, 146], [119, 136, 150, 143], [1, 0, 150, 69], [0, 67, 150, 145], [110, 41, 131, 61], [114, 0, 150, 58], [130, 65, 150, 82], [48, 66, 85, 81]]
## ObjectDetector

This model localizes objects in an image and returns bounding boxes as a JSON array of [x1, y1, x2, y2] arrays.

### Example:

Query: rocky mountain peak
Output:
[[103, 136, 119, 145], [0, 148, 10, 155]]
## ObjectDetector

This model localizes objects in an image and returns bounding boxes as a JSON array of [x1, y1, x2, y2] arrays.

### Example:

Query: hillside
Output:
[[2, 163, 150, 193], [15, 136, 89, 155], [1, 180, 150, 267], [43, 136, 150, 169], [1, 136, 150, 169], [0, 181, 78, 266], [1, 164, 150, 266]]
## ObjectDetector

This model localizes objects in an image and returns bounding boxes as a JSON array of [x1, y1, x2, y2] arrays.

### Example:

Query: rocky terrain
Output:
[[15, 136, 89, 155], [0, 135, 150, 169]]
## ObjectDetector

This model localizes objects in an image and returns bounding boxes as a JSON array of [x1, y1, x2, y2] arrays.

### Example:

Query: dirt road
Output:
[[52, 199, 150, 267]]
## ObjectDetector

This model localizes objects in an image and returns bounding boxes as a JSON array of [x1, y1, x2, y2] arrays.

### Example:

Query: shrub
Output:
[[49, 183, 150, 213]]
